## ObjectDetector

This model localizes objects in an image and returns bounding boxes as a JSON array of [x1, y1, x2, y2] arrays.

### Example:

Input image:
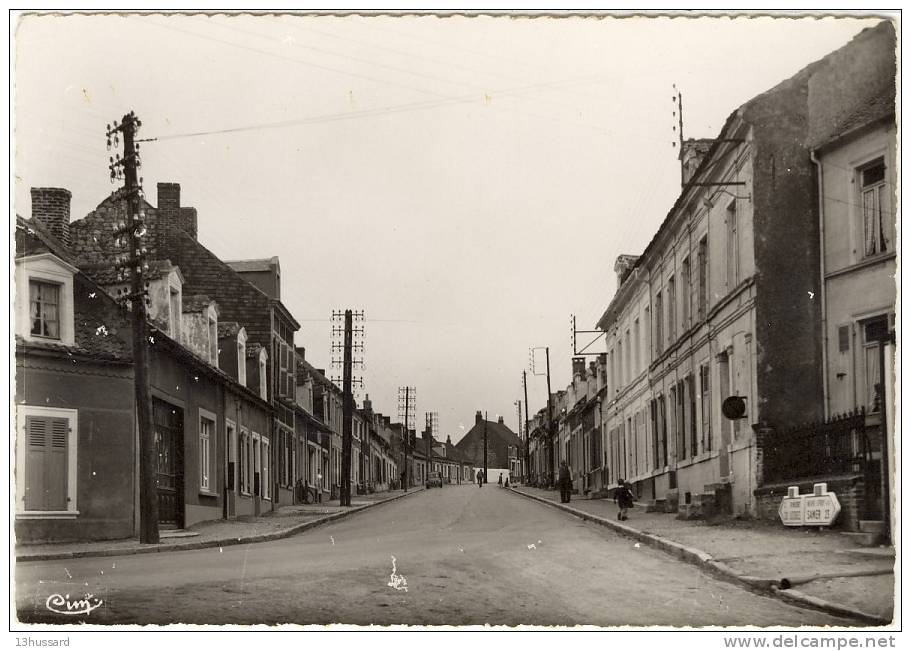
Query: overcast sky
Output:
[[13, 12, 882, 442]]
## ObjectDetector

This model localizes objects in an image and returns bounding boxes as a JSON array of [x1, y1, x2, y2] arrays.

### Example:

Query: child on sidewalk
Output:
[[615, 479, 635, 521]]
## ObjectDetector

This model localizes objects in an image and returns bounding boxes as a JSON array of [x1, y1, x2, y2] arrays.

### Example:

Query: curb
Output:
[[510, 487, 891, 626], [17, 488, 424, 563]]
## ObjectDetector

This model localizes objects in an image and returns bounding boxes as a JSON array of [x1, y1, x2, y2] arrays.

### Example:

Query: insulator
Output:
[[110, 174, 115, 184], [135, 143, 140, 152], [136, 119, 142, 128], [139, 178, 144, 187], [106, 139, 111, 151], [143, 263, 149, 272], [138, 209, 146, 220], [141, 247, 147, 255], [136, 266, 141, 273]]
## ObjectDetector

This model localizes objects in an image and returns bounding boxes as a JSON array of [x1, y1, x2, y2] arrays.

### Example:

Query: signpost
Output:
[[778, 483, 841, 527]]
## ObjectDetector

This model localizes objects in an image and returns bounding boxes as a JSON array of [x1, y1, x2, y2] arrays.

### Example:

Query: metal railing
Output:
[[762, 408, 868, 483]]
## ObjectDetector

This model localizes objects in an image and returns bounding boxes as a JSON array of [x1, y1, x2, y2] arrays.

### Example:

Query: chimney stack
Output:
[[681, 138, 714, 186], [31, 187, 72, 246], [497, 415, 504, 425], [179, 207, 198, 239], [613, 254, 640, 287], [157, 182, 181, 235], [476, 411, 483, 424], [572, 357, 586, 379]]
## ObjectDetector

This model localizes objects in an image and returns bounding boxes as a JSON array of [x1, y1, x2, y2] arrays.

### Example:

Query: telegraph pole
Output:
[[331, 310, 364, 508], [523, 370, 530, 484], [424, 412, 437, 483], [108, 112, 157, 544], [398, 386, 415, 491], [545, 347, 554, 483], [514, 399, 523, 481], [483, 411, 488, 484], [340, 310, 353, 507]]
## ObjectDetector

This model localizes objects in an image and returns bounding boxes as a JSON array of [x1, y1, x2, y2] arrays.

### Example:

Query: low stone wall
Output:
[[754, 474, 867, 531]]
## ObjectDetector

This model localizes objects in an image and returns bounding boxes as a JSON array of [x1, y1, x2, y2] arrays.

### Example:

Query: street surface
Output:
[[15, 485, 856, 626]]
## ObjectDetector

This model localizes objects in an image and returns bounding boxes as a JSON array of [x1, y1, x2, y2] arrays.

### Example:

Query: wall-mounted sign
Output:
[[721, 395, 747, 420], [778, 483, 841, 527]]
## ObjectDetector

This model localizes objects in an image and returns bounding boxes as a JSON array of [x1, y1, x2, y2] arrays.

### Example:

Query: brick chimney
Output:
[[681, 138, 714, 185], [31, 187, 71, 246], [497, 415, 504, 425], [476, 411, 483, 424], [157, 182, 181, 233], [179, 207, 198, 239], [614, 254, 640, 287], [572, 357, 586, 379]]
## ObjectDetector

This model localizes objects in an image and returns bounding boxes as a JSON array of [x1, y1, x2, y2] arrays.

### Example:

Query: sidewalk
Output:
[[511, 485, 895, 625], [15, 488, 423, 563]]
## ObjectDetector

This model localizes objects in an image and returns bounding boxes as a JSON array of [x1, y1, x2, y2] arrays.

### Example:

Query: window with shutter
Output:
[[24, 415, 69, 512]]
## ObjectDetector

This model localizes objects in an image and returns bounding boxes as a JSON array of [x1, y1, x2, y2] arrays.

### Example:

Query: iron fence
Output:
[[762, 408, 867, 483]]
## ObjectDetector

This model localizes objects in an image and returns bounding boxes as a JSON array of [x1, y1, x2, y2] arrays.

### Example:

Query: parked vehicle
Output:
[[425, 471, 443, 488]]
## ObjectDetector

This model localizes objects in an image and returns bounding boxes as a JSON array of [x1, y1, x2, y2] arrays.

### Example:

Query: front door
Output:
[[153, 399, 184, 528]]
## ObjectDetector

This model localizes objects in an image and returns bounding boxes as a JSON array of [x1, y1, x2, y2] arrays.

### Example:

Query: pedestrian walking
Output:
[[558, 460, 572, 503], [615, 479, 635, 521], [504, 476, 510, 488], [498, 473, 503, 486], [477, 469, 483, 487]]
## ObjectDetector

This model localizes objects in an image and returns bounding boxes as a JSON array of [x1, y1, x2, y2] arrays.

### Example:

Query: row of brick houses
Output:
[[14, 180, 427, 543], [527, 22, 896, 539]]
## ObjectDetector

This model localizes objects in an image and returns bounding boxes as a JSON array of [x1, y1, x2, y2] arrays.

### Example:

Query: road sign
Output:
[[778, 483, 841, 527]]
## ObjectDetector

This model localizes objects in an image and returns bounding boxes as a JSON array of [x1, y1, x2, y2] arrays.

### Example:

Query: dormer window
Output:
[[16, 253, 76, 346], [30, 281, 60, 339], [169, 288, 181, 339], [237, 328, 247, 387], [208, 316, 218, 366], [259, 349, 268, 400]]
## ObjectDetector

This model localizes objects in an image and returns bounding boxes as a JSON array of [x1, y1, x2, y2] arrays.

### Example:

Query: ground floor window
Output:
[[226, 420, 237, 491], [17, 405, 78, 515], [199, 410, 215, 493], [261, 436, 271, 500], [240, 429, 251, 495]]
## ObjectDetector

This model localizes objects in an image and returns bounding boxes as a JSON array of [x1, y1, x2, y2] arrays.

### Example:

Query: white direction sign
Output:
[[778, 483, 841, 527]]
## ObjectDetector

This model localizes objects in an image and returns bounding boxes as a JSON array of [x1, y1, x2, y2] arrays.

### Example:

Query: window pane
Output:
[[862, 160, 885, 187]]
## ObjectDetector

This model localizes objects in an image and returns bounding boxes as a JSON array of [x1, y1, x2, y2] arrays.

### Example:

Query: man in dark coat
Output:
[[476, 469, 484, 487], [558, 461, 572, 503]]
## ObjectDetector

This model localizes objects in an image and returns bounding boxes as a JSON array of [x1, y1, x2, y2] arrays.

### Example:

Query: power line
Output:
[[133, 15, 671, 145]]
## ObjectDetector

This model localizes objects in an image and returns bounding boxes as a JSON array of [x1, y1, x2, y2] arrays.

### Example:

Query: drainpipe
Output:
[[809, 149, 830, 419]]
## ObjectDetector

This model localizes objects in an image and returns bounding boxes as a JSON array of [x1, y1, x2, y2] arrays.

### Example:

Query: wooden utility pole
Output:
[[545, 347, 554, 484], [483, 411, 488, 484], [340, 309, 353, 507], [108, 112, 157, 544], [398, 386, 414, 491], [523, 370, 530, 484]]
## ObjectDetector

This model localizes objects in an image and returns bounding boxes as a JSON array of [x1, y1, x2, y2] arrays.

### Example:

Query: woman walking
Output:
[[558, 461, 572, 503]]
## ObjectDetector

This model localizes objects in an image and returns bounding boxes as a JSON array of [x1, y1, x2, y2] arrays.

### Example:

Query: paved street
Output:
[[16, 485, 856, 627]]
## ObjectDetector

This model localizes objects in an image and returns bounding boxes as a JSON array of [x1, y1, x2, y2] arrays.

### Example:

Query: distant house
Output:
[[455, 412, 524, 475]]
